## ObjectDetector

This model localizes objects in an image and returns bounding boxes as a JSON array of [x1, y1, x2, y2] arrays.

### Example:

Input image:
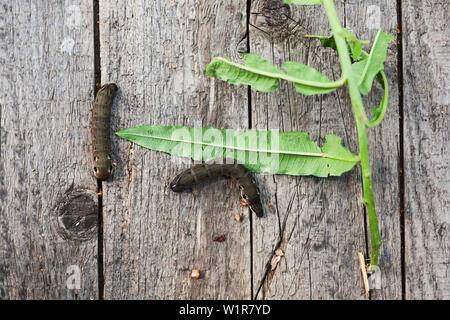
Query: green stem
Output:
[[322, 0, 381, 268]]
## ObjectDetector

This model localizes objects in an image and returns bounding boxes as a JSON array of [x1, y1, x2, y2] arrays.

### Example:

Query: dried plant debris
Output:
[[213, 234, 226, 242], [190, 269, 201, 279]]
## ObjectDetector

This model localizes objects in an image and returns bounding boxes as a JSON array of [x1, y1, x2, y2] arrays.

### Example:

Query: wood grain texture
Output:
[[0, 0, 98, 299], [402, 0, 449, 300], [100, 0, 250, 299], [1, 0, 447, 300]]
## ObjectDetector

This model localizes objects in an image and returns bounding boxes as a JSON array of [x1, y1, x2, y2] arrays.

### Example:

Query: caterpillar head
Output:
[[249, 201, 263, 217], [98, 83, 118, 96], [170, 172, 195, 192], [240, 188, 263, 217], [93, 154, 113, 180]]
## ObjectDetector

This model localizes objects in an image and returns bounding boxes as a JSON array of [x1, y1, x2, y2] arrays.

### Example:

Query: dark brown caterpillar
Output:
[[92, 83, 117, 180], [170, 161, 263, 217]]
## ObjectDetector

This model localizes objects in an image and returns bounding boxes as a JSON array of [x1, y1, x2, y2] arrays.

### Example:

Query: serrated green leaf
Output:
[[244, 53, 283, 75], [311, 30, 393, 96], [206, 55, 281, 92], [282, 61, 336, 95], [116, 125, 360, 177], [285, 0, 323, 5], [206, 54, 344, 95], [322, 134, 361, 176], [353, 30, 394, 94]]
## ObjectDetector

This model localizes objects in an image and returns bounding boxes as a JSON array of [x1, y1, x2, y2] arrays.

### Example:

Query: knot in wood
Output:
[[250, 0, 295, 41], [261, 0, 290, 28], [53, 189, 98, 241]]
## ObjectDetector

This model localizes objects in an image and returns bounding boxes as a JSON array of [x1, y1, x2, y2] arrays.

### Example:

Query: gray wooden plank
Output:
[[402, 0, 449, 300], [344, 0, 402, 300], [0, 0, 98, 299], [100, 0, 251, 299], [250, 0, 367, 299]]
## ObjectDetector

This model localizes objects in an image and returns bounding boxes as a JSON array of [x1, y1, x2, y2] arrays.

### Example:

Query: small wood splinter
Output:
[[358, 252, 370, 298]]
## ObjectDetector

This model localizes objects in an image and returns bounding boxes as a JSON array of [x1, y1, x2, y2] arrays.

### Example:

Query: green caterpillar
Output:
[[91, 83, 117, 180], [170, 161, 263, 217]]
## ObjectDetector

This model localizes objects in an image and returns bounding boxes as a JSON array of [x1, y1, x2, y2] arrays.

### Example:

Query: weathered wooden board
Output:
[[1, 0, 448, 300], [249, 0, 401, 299], [249, 0, 364, 300], [402, 0, 449, 300], [0, 0, 98, 299], [345, 0, 402, 300], [100, 0, 251, 299]]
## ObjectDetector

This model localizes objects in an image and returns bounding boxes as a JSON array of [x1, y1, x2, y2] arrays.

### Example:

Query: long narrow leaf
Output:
[[116, 125, 360, 177], [282, 61, 337, 95], [206, 54, 344, 95], [206, 55, 282, 92], [353, 30, 393, 94]]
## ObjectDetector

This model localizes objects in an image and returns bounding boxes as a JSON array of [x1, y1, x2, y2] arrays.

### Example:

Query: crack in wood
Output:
[[396, 0, 406, 300], [254, 191, 297, 299]]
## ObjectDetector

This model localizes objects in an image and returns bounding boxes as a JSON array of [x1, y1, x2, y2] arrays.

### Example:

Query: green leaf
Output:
[[321, 135, 361, 176], [366, 71, 389, 128], [282, 61, 336, 95], [308, 33, 367, 62], [352, 30, 394, 94], [116, 125, 360, 178], [206, 54, 344, 95], [285, 0, 323, 5], [306, 35, 337, 51], [310, 30, 393, 96], [206, 55, 281, 92], [339, 29, 369, 61]]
